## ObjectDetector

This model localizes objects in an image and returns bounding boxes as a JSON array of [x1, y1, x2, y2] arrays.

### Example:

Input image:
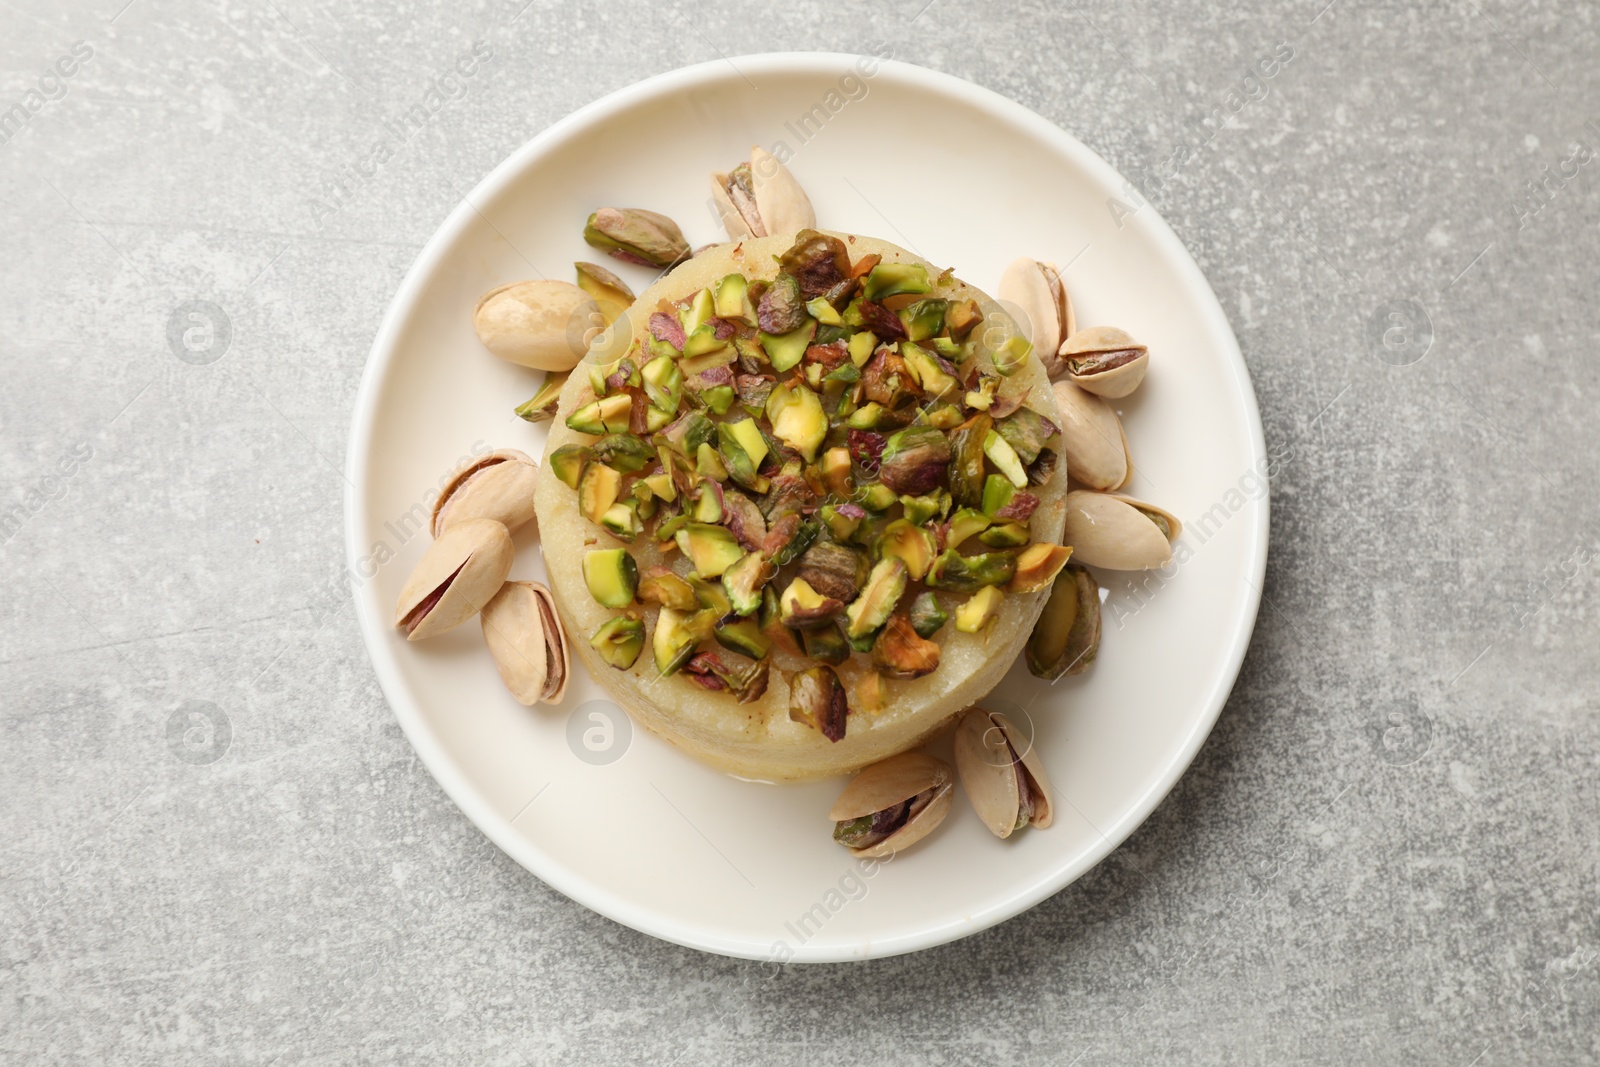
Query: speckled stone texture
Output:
[[3, 0, 1597, 1062]]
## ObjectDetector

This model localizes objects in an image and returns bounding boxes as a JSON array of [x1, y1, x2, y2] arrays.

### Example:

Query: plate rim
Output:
[[344, 51, 1269, 962]]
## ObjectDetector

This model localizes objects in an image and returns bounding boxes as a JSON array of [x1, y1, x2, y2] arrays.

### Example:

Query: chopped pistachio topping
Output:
[[555, 231, 1070, 726]]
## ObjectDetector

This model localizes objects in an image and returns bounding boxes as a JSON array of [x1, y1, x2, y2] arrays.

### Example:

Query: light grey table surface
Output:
[[4, 0, 1597, 1063]]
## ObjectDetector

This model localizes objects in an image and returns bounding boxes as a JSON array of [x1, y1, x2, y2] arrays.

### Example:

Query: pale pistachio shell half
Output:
[[473, 280, 601, 371], [830, 752, 955, 859], [998, 257, 1075, 378], [1051, 380, 1131, 491], [480, 581, 569, 705], [954, 708, 1054, 838], [1061, 491, 1180, 570], [749, 145, 815, 236], [394, 518, 514, 640], [1060, 325, 1150, 399], [431, 449, 540, 538]]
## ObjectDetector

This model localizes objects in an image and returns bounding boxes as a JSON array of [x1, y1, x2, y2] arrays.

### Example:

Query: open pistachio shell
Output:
[[750, 145, 815, 235], [1060, 326, 1149, 399], [997, 257, 1075, 378], [431, 449, 540, 538], [954, 709, 1054, 838], [1051, 380, 1131, 491], [473, 280, 601, 371], [830, 752, 954, 858], [480, 581, 569, 705], [1062, 491, 1180, 570], [1026, 563, 1100, 680], [394, 518, 513, 640]]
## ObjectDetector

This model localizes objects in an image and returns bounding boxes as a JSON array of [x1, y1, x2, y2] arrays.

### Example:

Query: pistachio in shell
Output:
[[1050, 380, 1131, 491], [431, 449, 540, 537], [1062, 491, 1180, 570], [997, 257, 1075, 378], [829, 752, 955, 858], [1026, 563, 1100, 680], [709, 146, 816, 241], [583, 207, 689, 268], [480, 581, 569, 705], [394, 518, 514, 640], [474, 280, 601, 371], [1059, 326, 1149, 399], [953, 708, 1054, 838]]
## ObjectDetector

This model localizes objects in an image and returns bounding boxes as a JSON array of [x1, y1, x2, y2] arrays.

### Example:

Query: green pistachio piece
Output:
[[955, 586, 1004, 633], [978, 521, 1029, 548], [946, 507, 992, 550], [846, 402, 885, 430], [765, 382, 828, 461], [714, 273, 755, 324], [577, 463, 621, 524], [591, 616, 645, 669], [676, 523, 743, 578], [848, 331, 878, 367], [863, 262, 931, 301], [845, 558, 907, 639], [583, 548, 638, 608], [909, 591, 948, 638], [721, 551, 772, 616], [996, 407, 1058, 465], [565, 394, 632, 435], [876, 519, 937, 581], [820, 504, 863, 542], [760, 320, 817, 372], [715, 616, 773, 660], [983, 430, 1029, 488], [599, 501, 641, 542], [638, 568, 697, 611], [981, 474, 1015, 517], [547, 444, 591, 490], [898, 298, 949, 342], [992, 333, 1033, 377], [900, 342, 960, 399], [591, 433, 655, 473], [700, 384, 736, 415], [641, 354, 683, 411], [947, 413, 993, 509], [803, 625, 851, 665], [926, 549, 1016, 593]]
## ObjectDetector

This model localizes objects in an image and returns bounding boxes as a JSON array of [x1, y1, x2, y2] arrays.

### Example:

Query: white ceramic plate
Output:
[[346, 54, 1267, 962]]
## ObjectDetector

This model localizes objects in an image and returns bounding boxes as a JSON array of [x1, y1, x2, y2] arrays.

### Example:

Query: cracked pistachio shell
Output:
[[1061, 491, 1181, 570], [431, 449, 540, 538], [711, 147, 816, 241], [1059, 326, 1149, 399], [953, 708, 1054, 838], [480, 581, 569, 706], [473, 280, 601, 371], [750, 146, 815, 236], [394, 518, 514, 640], [1051, 380, 1131, 491], [998, 257, 1075, 378], [829, 752, 954, 858]]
